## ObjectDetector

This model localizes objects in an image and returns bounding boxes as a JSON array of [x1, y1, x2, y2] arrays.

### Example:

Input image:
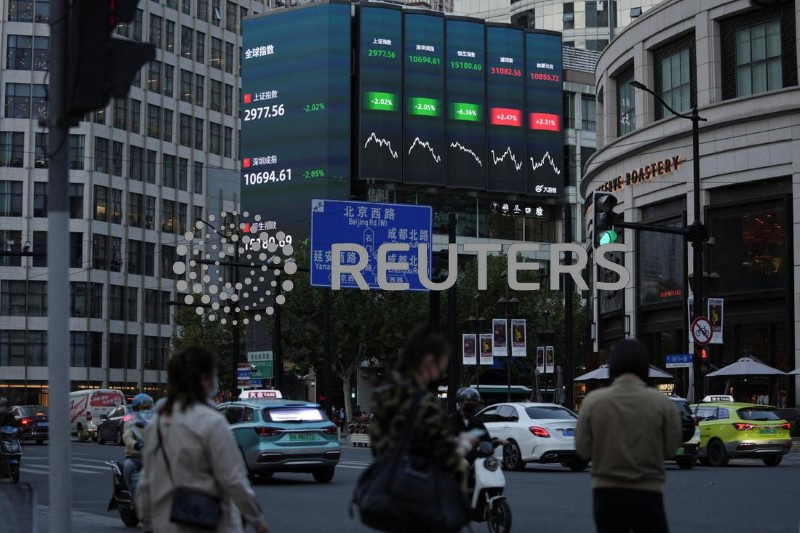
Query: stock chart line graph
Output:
[[530, 151, 561, 174], [490, 146, 523, 171], [449, 141, 483, 167], [363, 132, 399, 159], [408, 137, 442, 163]]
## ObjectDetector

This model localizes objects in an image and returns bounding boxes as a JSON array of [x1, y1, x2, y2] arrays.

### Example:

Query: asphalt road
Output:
[[14, 439, 800, 532]]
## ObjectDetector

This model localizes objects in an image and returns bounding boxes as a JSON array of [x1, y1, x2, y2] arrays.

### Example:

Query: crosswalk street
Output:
[[337, 460, 371, 470], [20, 456, 114, 476]]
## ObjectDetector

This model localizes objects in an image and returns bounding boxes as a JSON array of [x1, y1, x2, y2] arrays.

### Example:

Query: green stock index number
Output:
[[408, 54, 441, 65], [367, 48, 397, 59]]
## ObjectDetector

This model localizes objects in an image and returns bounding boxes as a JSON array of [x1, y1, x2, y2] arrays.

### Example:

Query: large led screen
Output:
[[240, 2, 351, 244], [526, 30, 564, 196], [445, 18, 487, 189], [358, 5, 403, 182], [486, 25, 526, 193], [403, 12, 445, 186]]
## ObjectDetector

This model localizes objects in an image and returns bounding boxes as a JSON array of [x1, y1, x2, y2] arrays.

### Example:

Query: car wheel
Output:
[[502, 442, 525, 472], [312, 466, 335, 483], [707, 440, 729, 467], [676, 456, 696, 469], [564, 458, 589, 472], [762, 454, 782, 467], [116, 429, 124, 446]]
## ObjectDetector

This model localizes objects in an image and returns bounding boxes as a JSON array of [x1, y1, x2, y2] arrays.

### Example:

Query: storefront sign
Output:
[[596, 155, 683, 193]]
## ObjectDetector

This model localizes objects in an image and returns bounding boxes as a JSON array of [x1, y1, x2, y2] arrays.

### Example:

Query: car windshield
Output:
[[18, 406, 47, 417], [737, 408, 781, 421], [262, 407, 327, 423], [672, 400, 692, 416], [525, 406, 576, 420]]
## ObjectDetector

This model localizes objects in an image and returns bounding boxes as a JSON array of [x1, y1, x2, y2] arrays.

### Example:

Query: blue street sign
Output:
[[250, 378, 263, 387], [310, 199, 433, 290], [665, 353, 693, 368]]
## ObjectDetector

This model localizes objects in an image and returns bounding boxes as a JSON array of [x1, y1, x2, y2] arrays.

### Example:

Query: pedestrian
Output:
[[370, 324, 478, 486], [136, 346, 269, 533], [575, 339, 682, 533], [338, 407, 346, 429]]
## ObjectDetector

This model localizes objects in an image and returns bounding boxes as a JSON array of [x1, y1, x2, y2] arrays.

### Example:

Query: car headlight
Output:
[[484, 456, 500, 472]]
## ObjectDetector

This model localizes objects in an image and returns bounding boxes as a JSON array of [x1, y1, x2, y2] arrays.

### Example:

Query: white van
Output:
[[69, 389, 126, 441]]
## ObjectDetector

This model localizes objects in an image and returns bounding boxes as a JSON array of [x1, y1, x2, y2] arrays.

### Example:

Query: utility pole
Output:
[[48, 0, 72, 529]]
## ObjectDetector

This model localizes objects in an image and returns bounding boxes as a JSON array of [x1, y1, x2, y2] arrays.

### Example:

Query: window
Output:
[[71, 282, 103, 318], [25, 331, 47, 366], [225, 1, 237, 32], [71, 332, 102, 367], [94, 137, 109, 173], [113, 98, 127, 129], [178, 158, 188, 190], [195, 74, 204, 107], [109, 285, 125, 320], [32, 231, 46, 267], [193, 162, 203, 193], [223, 126, 232, 158], [563, 2, 574, 30], [69, 134, 85, 170], [7, 35, 32, 70], [110, 188, 122, 224], [162, 199, 176, 232], [196, 32, 205, 63], [146, 149, 157, 183], [144, 242, 155, 276], [209, 122, 221, 155], [193, 205, 203, 225], [94, 185, 108, 221], [0, 132, 24, 167], [147, 60, 161, 93], [34, 132, 47, 168], [638, 216, 684, 305], [177, 202, 187, 234], [563, 92, 575, 129], [0, 330, 25, 366], [33, 182, 47, 217], [194, 118, 204, 149], [0, 181, 22, 216], [585, 1, 609, 29], [616, 67, 635, 135], [130, 145, 143, 181], [182, 0, 191, 15], [163, 109, 173, 142], [161, 245, 176, 278], [736, 20, 783, 97], [1, 280, 33, 315], [70, 232, 83, 268], [212, 0, 221, 26], [92, 233, 108, 269], [129, 193, 143, 228], [581, 95, 596, 132], [92, 108, 105, 124], [0, 230, 22, 267], [163, 154, 176, 188], [145, 195, 156, 230], [181, 26, 193, 59], [69, 183, 83, 218], [132, 9, 143, 41], [180, 69, 192, 103], [5, 83, 30, 118], [109, 333, 126, 368], [164, 64, 174, 97], [147, 104, 160, 138], [130, 99, 141, 133], [225, 42, 234, 74], [149, 14, 162, 48], [165, 20, 175, 53], [180, 114, 191, 146], [224, 84, 233, 115], [145, 289, 159, 323], [197, 0, 208, 21], [112, 141, 123, 176], [110, 236, 122, 271], [209, 80, 221, 112], [211, 38, 222, 69], [8, 0, 49, 22], [586, 39, 609, 52]]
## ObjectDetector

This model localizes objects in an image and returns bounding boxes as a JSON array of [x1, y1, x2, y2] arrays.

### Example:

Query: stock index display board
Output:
[[240, 2, 351, 243]]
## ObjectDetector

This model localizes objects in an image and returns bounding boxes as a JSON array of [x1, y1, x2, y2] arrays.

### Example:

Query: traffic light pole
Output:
[[48, 0, 72, 529]]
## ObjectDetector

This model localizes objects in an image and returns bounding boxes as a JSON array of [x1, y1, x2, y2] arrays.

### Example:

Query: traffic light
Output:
[[66, 0, 155, 118], [701, 348, 708, 360], [592, 191, 620, 248]]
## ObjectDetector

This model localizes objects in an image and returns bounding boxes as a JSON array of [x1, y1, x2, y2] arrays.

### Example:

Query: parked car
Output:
[[10, 405, 48, 444], [475, 402, 587, 471], [97, 405, 132, 445], [69, 389, 126, 442], [668, 395, 699, 469], [218, 399, 341, 483], [691, 402, 792, 466]]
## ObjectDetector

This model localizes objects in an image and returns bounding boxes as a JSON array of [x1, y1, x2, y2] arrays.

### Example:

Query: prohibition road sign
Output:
[[691, 316, 713, 346]]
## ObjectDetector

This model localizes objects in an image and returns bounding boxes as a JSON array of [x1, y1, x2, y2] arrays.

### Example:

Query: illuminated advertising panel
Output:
[[486, 25, 526, 193], [526, 30, 563, 196], [445, 18, 487, 189], [240, 2, 351, 244], [358, 5, 403, 182], [403, 11, 445, 186]]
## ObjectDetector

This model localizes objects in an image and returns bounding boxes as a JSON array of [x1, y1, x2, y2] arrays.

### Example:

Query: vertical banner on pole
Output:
[[462, 334, 477, 365], [536, 346, 545, 374], [511, 318, 526, 357], [545, 345, 555, 374], [492, 318, 507, 356], [480, 334, 494, 366], [687, 296, 694, 333], [708, 298, 723, 344]]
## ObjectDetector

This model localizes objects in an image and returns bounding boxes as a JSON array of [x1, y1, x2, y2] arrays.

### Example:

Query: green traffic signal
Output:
[[599, 229, 618, 245]]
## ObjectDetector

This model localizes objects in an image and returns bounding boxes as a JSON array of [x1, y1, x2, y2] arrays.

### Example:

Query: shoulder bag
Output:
[[351, 392, 470, 533], [156, 416, 222, 531]]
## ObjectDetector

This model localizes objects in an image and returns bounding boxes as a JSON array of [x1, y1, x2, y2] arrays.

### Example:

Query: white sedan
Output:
[[475, 402, 588, 472]]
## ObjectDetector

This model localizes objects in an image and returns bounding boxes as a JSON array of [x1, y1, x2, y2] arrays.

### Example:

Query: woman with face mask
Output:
[[136, 346, 269, 533]]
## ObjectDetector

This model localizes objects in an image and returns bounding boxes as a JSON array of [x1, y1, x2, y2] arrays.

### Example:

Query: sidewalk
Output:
[[34, 506, 125, 532]]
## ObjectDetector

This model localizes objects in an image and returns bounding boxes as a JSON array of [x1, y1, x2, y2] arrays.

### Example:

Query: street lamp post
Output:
[[630, 81, 708, 401], [497, 296, 520, 402]]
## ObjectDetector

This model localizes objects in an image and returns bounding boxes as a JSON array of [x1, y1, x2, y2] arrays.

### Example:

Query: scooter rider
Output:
[[123, 393, 153, 494], [450, 388, 507, 463], [0, 398, 16, 427]]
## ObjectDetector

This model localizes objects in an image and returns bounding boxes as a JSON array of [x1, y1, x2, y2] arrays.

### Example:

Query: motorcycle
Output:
[[0, 425, 22, 483], [470, 440, 512, 533], [106, 410, 151, 528]]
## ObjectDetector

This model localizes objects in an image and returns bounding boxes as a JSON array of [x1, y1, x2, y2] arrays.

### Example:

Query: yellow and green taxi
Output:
[[691, 401, 792, 467]]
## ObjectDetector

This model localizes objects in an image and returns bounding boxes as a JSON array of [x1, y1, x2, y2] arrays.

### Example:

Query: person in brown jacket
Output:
[[576, 339, 682, 533]]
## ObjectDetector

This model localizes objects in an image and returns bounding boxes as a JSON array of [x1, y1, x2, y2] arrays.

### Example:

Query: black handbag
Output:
[[157, 418, 222, 531], [351, 392, 469, 533]]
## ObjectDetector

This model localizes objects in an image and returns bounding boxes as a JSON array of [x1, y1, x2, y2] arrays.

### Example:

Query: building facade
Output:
[[582, 0, 799, 404], [0, 0, 266, 404]]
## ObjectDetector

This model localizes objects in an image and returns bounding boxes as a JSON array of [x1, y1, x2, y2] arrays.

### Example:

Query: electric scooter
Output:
[[105, 460, 140, 527], [0, 425, 22, 483], [470, 440, 512, 533]]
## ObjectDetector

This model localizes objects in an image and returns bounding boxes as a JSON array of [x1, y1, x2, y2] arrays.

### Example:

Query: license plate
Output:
[[288, 433, 315, 442], [759, 428, 776, 435], [38, 422, 48, 429], [562, 428, 574, 437]]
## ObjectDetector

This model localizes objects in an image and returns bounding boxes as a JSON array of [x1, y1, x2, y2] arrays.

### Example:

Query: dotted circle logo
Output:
[[173, 211, 296, 326]]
